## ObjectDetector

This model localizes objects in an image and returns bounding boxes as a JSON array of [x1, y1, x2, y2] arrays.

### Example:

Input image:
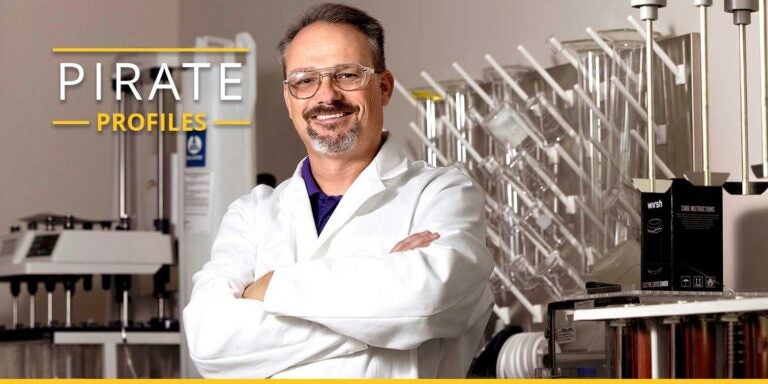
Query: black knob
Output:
[[115, 275, 131, 290], [153, 219, 170, 234], [153, 265, 170, 297], [82, 222, 93, 230], [63, 276, 77, 292], [101, 275, 111, 291], [82, 275, 93, 292], [114, 275, 131, 303], [10, 279, 21, 297], [100, 221, 112, 230], [27, 279, 39, 295], [44, 278, 56, 293], [27, 221, 38, 230], [9, 225, 20, 233]]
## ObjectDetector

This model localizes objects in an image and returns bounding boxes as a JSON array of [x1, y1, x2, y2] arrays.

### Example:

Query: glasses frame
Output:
[[283, 63, 379, 99]]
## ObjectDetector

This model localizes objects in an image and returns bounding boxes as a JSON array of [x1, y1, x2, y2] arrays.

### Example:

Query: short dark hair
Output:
[[277, 3, 386, 76]]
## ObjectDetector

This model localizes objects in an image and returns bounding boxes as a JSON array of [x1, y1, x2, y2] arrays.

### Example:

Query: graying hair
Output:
[[277, 3, 386, 76]]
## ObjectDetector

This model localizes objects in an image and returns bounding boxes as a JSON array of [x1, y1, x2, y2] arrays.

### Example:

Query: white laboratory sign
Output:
[[184, 171, 213, 234]]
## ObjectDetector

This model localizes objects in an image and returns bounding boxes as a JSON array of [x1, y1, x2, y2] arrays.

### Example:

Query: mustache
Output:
[[302, 101, 358, 121]]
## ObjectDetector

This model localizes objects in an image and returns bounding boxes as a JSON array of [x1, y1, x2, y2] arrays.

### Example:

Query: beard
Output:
[[303, 100, 361, 155], [306, 118, 361, 155]]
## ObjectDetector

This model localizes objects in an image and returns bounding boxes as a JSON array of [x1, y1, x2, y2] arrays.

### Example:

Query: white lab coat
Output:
[[183, 134, 495, 378]]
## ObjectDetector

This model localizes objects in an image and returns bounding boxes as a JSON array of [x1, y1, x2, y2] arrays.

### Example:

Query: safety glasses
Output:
[[284, 63, 378, 99]]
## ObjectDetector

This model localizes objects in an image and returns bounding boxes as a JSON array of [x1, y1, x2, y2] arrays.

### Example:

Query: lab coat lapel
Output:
[[311, 134, 409, 259], [278, 160, 319, 261]]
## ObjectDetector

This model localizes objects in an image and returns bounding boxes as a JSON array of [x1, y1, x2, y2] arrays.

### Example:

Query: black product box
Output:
[[640, 178, 723, 291]]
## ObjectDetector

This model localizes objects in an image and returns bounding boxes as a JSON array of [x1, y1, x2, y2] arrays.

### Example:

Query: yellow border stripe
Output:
[[52, 120, 90, 126], [213, 120, 251, 126], [0, 379, 760, 383], [52, 47, 249, 53]]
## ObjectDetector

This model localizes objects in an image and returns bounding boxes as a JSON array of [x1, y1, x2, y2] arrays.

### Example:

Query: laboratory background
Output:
[[1, 0, 768, 378]]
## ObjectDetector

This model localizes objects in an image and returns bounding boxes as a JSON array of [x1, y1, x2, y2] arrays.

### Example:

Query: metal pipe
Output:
[[649, 319, 660, 378], [118, 95, 129, 228], [12, 297, 18, 327], [121, 289, 129, 328], [740, 24, 750, 194], [157, 91, 165, 220], [670, 321, 676, 377], [646, 18, 656, 192], [47, 292, 53, 327], [725, 0, 758, 193], [65, 290, 72, 327], [158, 297, 165, 321], [698, 1, 712, 185], [29, 295, 35, 328], [761, 0, 768, 177], [627, 15, 685, 82]]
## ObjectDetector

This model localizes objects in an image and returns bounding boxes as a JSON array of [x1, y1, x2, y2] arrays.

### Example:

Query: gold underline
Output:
[[52, 47, 249, 53], [213, 120, 251, 126], [52, 120, 90, 126]]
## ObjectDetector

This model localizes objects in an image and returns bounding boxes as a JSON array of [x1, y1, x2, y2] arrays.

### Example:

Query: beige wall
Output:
[[0, 0, 179, 325]]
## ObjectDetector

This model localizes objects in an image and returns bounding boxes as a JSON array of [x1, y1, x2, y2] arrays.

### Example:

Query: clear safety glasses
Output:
[[284, 63, 378, 99]]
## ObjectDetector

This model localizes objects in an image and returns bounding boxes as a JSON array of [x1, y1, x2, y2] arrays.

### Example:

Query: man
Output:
[[183, 3, 494, 378]]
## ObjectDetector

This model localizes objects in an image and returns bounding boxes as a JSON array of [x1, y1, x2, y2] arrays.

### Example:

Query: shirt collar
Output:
[[300, 157, 324, 197]]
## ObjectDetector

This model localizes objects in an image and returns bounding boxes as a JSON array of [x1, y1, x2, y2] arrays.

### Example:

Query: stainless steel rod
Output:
[[646, 18, 656, 191], [65, 290, 72, 327], [740, 24, 751, 194], [12, 297, 18, 327], [761, 0, 768, 177], [29, 295, 35, 328], [47, 292, 53, 327], [118, 96, 128, 224], [701, 5, 712, 185], [157, 91, 165, 220], [47, 292, 53, 326], [121, 290, 129, 328], [158, 297, 165, 320]]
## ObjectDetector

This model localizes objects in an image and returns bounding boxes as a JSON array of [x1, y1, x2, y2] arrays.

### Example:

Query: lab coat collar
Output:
[[374, 131, 409, 180], [279, 131, 408, 259]]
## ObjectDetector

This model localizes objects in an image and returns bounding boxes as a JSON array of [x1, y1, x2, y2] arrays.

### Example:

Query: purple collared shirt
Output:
[[301, 158, 343, 235]]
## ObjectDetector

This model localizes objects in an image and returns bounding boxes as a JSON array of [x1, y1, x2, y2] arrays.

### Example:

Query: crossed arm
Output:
[[242, 230, 441, 300], [183, 170, 494, 377]]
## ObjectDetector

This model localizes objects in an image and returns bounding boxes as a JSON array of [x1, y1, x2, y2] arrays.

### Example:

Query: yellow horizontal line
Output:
[[213, 120, 251, 126], [52, 47, 249, 53], [52, 120, 90, 125]]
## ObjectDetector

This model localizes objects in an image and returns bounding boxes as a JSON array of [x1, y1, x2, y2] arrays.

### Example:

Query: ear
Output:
[[379, 70, 395, 107]]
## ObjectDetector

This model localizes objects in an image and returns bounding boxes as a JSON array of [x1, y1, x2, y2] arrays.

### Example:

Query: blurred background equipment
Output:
[[397, 0, 768, 378], [0, 32, 256, 378]]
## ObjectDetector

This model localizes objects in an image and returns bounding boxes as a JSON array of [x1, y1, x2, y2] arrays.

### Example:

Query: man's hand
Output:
[[242, 271, 274, 301], [390, 230, 440, 253]]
